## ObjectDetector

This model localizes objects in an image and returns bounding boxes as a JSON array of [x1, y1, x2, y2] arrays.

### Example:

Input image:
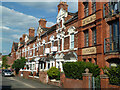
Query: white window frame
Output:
[[62, 37, 64, 51], [68, 26, 75, 49], [58, 38, 61, 51], [70, 33, 74, 49], [33, 44, 35, 56]]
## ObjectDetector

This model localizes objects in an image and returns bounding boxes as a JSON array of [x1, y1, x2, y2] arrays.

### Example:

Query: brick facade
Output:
[[9, 1, 120, 87], [77, 1, 120, 70]]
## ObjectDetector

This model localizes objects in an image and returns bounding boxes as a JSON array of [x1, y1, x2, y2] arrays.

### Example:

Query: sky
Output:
[[0, 1, 78, 55]]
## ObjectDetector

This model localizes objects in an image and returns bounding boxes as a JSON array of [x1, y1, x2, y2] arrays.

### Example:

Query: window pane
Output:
[[92, 27, 97, 45], [71, 34, 74, 49], [84, 30, 89, 47]]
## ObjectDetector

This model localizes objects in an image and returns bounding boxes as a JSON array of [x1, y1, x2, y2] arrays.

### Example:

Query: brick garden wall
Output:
[[100, 74, 120, 89], [39, 71, 49, 84], [60, 72, 92, 88]]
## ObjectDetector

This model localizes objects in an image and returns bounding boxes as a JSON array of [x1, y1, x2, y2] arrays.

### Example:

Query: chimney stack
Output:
[[29, 27, 35, 37], [20, 37, 22, 42], [38, 18, 47, 28], [57, 2, 68, 13], [22, 34, 26, 41]]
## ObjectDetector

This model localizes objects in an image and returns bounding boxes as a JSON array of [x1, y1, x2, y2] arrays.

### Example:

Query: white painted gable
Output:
[[37, 26, 43, 36], [57, 8, 68, 23], [25, 35, 29, 42]]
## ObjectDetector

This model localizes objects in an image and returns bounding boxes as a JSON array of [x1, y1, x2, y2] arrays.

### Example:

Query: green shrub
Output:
[[47, 67, 60, 80], [104, 65, 120, 85], [63, 61, 100, 80]]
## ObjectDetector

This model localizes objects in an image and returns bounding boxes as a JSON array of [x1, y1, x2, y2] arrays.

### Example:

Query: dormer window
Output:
[[83, 2, 89, 17]]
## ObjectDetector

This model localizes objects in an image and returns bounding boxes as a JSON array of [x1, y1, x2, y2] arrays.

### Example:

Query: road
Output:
[[1, 74, 59, 89]]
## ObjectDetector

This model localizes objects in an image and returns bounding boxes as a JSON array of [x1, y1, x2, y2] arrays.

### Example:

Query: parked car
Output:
[[2, 69, 13, 77]]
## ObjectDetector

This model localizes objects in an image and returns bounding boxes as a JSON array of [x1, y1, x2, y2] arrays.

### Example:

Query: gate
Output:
[[91, 76, 101, 90]]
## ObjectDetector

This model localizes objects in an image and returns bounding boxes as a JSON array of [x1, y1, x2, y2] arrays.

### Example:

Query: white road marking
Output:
[[8, 77, 36, 88]]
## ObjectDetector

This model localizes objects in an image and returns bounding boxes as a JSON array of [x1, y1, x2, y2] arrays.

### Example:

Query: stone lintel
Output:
[[100, 74, 109, 79], [82, 73, 92, 77]]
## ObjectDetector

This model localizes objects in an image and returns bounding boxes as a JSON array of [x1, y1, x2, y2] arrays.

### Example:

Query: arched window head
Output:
[[59, 53, 64, 59], [68, 26, 76, 35], [42, 40, 45, 44], [50, 35, 55, 41], [55, 54, 59, 59], [57, 33, 61, 39]]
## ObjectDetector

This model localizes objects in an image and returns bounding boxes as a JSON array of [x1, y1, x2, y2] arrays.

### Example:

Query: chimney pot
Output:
[[58, 2, 68, 13], [29, 27, 35, 37], [38, 18, 47, 28]]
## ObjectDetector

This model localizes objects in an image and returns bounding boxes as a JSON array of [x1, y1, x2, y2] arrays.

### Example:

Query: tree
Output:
[[12, 57, 27, 74], [2, 55, 10, 69]]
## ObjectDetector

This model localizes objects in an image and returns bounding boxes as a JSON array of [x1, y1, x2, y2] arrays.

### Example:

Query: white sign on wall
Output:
[[45, 48, 50, 54], [51, 47, 57, 52]]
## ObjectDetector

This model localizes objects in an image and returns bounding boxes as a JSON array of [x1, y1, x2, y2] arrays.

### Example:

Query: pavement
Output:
[[1, 74, 59, 90]]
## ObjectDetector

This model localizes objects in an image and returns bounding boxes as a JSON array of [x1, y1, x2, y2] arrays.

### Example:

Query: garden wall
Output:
[[60, 72, 92, 88], [23, 71, 31, 79], [48, 79, 60, 87], [39, 71, 49, 84], [100, 74, 120, 89]]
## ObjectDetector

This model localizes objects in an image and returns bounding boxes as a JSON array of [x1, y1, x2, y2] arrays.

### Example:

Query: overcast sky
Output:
[[0, 1, 78, 55]]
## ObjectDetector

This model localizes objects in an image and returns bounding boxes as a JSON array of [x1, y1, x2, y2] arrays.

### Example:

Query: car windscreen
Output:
[[4, 70, 11, 72]]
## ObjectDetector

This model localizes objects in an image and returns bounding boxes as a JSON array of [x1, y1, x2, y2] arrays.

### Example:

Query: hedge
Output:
[[104, 65, 120, 85], [63, 61, 100, 80], [47, 67, 60, 80]]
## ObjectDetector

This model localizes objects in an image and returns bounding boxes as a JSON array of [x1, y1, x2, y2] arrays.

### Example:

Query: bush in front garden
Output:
[[63, 61, 100, 80], [47, 67, 60, 80], [104, 65, 120, 85]]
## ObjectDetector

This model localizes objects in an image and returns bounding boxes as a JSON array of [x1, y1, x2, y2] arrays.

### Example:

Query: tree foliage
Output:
[[12, 57, 27, 74], [104, 65, 120, 85], [2, 55, 10, 69]]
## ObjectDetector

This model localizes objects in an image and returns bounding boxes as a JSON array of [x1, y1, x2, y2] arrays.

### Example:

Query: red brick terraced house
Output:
[[10, 2, 79, 75], [10, 1, 120, 75], [78, 0, 120, 73]]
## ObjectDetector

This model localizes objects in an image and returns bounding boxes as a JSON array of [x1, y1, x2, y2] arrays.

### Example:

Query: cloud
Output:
[[2, 0, 78, 2], [0, 26, 10, 30], [11, 34, 22, 40], [1, 37, 12, 42], [18, 2, 58, 13], [46, 22, 55, 27], [17, 2, 77, 13], [1, 5, 39, 33], [3, 50, 7, 53]]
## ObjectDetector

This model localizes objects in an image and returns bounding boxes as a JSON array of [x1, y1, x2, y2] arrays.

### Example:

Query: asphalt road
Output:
[[1, 74, 59, 90]]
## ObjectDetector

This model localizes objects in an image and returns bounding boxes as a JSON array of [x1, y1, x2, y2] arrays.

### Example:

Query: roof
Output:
[[68, 12, 77, 16], [64, 12, 78, 25], [46, 55, 55, 61], [13, 42, 18, 51], [63, 52, 77, 60], [40, 24, 57, 37], [27, 36, 37, 45]]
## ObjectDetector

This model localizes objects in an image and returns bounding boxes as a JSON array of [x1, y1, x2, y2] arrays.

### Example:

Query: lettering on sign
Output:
[[82, 14, 96, 26], [82, 47, 96, 55]]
